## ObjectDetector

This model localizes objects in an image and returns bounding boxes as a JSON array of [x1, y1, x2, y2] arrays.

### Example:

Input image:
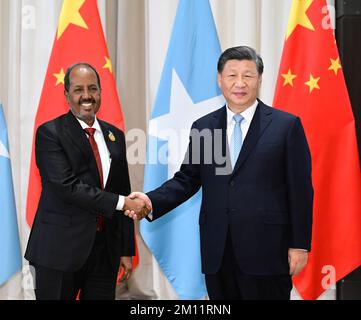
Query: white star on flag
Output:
[[0, 140, 9, 159], [149, 69, 224, 178]]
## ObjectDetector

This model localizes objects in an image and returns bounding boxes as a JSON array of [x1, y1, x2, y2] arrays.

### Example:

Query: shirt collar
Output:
[[226, 100, 258, 126], [76, 116, 102, 133]]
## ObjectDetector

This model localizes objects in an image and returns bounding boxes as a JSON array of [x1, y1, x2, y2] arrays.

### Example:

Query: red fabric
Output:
[[273, 0, 361, 299], [84, 128, 104, 188], [84, 128, 105, 231], [26, 0, 138, 276]]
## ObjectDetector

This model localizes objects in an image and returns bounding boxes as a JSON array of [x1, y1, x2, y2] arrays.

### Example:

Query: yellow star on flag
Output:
[[53, 68, 65, 86], [281, 68, 297, 87], [103, 56, 113, 74], [328, 57, 341, 75], [305, 74, 320, 93], [286, 0, 315, 40], [57, 0, 88, 40]]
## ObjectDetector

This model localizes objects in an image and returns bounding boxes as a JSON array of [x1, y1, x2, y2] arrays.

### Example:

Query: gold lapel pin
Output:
[[108, 131, 116, 142]]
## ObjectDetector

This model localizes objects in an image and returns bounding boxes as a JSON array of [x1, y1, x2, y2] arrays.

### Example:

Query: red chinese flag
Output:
[[26, 0, 138, 274], [273, 0, 361, 299]]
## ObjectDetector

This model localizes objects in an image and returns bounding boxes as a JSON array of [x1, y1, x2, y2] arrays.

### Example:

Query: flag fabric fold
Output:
[[140, 0, 224, 299], [25, 0, 138, 274], [273, 0, 361, 299], [0, 103, 22, 286]]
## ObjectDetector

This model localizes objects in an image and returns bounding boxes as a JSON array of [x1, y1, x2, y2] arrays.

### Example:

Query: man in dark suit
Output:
[[25, 63, 148, 300], [125, 46, 313, 300]]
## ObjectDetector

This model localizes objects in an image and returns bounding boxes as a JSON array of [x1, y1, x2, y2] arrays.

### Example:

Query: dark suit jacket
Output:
[[25, 111, 134, 272], [147, 100, 313, 276]]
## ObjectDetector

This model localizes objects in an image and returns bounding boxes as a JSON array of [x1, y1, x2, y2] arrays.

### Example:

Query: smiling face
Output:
[[217, 59, 262, 113], [65, 65, 101, 126]]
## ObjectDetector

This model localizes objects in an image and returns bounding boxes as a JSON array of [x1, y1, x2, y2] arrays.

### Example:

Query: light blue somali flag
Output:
[[140, 0, 224, 299], [0, 103, 22, 285]]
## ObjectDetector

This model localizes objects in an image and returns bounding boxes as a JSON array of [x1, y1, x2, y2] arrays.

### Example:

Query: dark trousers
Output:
[[33, 232, 118, 300], [205, 231, 292, 300]]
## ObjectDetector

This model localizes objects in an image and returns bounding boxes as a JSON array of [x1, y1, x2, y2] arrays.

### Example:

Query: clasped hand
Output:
[[123, 192, 152, 220]]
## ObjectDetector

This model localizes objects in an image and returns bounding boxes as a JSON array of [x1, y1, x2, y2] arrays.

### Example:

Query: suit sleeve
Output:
[[286, 117, 313, 250], [35, 124, 119, 219], [146, 122, 202, 220]]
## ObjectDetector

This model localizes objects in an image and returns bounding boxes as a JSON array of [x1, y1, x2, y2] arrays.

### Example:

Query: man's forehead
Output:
[[225, 59, 256, 66], [69, 66, 97, 79], [69, 68, 98, 85]]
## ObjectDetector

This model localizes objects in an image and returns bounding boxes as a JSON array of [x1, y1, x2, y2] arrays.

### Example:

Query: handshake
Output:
[[123, 192, 152, 220]]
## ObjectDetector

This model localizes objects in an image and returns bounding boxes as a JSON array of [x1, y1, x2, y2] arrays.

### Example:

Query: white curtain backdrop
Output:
[[0, 0, 335, 300]]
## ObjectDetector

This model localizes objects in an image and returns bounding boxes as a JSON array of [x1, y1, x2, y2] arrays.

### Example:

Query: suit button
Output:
[[230, 180, 235, 187]]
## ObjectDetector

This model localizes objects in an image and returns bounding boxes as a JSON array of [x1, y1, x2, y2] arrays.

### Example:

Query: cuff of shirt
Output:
[[116, 195, 125, 211]]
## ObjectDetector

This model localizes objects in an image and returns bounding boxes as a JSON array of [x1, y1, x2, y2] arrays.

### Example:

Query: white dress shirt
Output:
[[77, 117, 125, 210], [226, 100, 258, 149]]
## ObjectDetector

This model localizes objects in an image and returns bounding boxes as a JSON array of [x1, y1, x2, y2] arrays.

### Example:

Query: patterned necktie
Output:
[[230, 114, 244, 169], [84, 127, 105, 231]]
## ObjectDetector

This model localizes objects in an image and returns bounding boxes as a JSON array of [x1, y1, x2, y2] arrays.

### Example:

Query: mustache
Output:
[[79, 99, 96, 104]]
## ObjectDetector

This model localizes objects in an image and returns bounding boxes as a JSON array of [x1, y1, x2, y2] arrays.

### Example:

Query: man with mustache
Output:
[[25, 63, 148, 300], [126, 46, 313, 300]]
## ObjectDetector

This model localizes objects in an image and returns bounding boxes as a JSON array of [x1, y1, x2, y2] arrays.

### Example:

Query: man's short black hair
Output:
[[217, 46, 264, 75], [64, 62, 102, 92]]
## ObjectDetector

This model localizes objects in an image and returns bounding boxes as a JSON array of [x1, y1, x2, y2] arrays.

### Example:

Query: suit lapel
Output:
[[98, 120, 118, 161], [98, 120, 122, 189], [232, 101, 272, 176], [64, 112, 94, 162], [210, 106, 233, 174], [64, 111, 101, 185], [211, 105, 227, 149]]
